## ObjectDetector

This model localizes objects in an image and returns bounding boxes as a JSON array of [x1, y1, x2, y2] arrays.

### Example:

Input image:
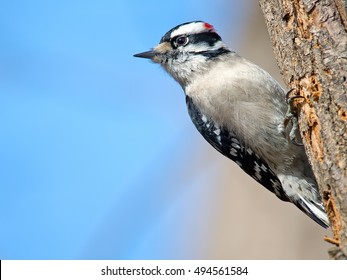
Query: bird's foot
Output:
[[284, 89, 305, 146]]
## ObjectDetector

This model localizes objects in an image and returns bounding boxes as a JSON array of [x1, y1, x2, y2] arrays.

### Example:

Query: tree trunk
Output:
[[258, 0, 347, 259]]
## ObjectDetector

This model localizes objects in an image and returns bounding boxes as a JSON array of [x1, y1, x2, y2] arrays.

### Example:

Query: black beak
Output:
[[133, 50, 156, 59]]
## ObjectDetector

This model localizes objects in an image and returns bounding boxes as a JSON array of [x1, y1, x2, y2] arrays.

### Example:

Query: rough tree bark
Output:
[[258, 0, 347, 259]]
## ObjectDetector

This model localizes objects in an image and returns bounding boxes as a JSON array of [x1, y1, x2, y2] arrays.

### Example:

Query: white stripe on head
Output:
[[183, 40, 227, 53], [170, 21, 215, 38]]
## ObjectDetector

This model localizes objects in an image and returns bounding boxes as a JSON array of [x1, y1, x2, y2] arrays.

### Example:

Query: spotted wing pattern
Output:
[[186, 95, 289, 202]]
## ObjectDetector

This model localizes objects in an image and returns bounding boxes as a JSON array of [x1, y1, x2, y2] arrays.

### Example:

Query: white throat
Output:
[[162, 53, 210, 88]]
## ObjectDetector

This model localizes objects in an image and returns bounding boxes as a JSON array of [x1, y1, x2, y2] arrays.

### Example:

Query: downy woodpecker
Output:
[[134, 21, 329, 228]]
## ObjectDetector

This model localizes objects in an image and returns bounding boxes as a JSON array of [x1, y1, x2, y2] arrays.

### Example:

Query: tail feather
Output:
[[295, 195, 330, 228], [278, 174, 329, 228]]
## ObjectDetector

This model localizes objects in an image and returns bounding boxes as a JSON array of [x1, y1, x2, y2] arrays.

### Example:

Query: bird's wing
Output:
[[186, 95, 289, 202]]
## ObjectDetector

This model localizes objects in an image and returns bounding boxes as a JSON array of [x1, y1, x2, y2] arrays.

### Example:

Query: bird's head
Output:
[[134, 21, 231, 87]]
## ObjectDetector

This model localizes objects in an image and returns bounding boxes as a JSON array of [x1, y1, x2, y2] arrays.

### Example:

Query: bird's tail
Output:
[[295, 195, 330, 228], [278, 174, 330, 228]]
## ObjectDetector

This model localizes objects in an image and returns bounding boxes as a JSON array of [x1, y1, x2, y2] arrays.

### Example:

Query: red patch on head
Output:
[[204, 22, 214, 31]]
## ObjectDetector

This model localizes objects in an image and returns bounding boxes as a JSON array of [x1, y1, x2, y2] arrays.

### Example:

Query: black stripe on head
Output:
[[160, 31, 171, 43], [159, 21, 204, 43], [166, 31, 223, 50], [188, 31, 222, 47], [196, 47, 232, 58]]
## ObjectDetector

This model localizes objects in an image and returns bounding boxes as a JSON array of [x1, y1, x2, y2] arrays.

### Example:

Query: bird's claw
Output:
[[284, 89, 305, 146]]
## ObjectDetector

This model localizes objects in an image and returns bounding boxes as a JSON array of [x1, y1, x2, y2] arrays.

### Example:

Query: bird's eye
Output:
[[174, 36, 189, 47]]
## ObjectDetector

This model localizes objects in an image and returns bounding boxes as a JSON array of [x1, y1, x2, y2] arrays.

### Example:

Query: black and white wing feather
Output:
[[186, 96, 329, 228], [186, 96, 289, 202]]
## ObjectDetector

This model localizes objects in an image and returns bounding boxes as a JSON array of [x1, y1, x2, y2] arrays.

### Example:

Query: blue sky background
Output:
[[0, 0, 252, 259]]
